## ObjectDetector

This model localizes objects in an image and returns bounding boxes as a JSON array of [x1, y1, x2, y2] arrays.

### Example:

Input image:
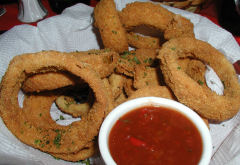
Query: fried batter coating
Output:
[[51, 141, 96, 162], [119, 2, 194, 40], [123, 77, 136, 97], [23, 94, 96, 161], [55, 86, 94, 118], [133, 66, 161, 89], [72, 49, 119, 78], [128, 85, 175, 100], [108, 73, 126, 99], [22, 49, 119, 93], [179, 58, 207, 87], [127, 32, 161, 49], [114, 92, 128, 107], [158, 37, 240, 121], [116, 49, 158, 77], [102, 78, 115, 114], [55, 96, 91, 118], [94, 0, 128, 53], [0, 51, 109, 154]]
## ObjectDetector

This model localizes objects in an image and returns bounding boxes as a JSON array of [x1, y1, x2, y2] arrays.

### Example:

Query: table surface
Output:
[[0, 0, 239, 73]]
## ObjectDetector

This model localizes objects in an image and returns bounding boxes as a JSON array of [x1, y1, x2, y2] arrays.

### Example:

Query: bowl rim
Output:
[[98, 97, 212, 165]]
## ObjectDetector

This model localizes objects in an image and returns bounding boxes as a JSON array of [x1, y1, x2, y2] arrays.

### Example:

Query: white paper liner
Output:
[[0, 0, 240, 164]]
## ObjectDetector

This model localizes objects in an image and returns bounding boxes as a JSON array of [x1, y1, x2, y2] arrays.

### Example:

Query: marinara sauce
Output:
[[108, 106, 203, 165]]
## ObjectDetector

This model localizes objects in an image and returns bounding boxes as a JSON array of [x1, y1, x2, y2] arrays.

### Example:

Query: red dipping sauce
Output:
[[108, 106, 203, 165]]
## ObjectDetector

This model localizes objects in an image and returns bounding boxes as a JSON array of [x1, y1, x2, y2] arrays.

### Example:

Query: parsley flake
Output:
[[197, 80, 204, 85], [112, 30, 117, 34], [132, 56, 141, 64]]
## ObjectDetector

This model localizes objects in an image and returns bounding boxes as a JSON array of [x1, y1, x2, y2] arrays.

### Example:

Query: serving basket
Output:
[[151, 0, 209, 13]]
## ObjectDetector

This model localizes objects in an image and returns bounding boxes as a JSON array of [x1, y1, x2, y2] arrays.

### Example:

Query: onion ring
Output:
[[126, 32, 161, 49], [0, 51, 108, 154], [158, 37, 240, 121], [23, 94, 96, 161], [119, 2, 194, 42], [94, 0, 128, 53], [22, 49, 119, 93]]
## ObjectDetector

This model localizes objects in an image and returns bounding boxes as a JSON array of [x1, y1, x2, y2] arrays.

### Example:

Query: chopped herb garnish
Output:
[[120, 54, 128, 59], [122, 51, 132, 55], [133, 34, 139, 40], [112, 30, 117, 34], [197, 80, 204, 85], [132, 56, 141, 64], [39, 113, 42, 117], [34, 139, 41, 145], [78, 158, 91, 165], [54, 129, 63, 148], [177, 66, 181, 70], [144, 58, 153, 64], [104, 48, 110, 52], [60, 115, 65, 120], [171, 47, 176, 50], [52, 156, 60, 160], [143, 72, 147, 78]]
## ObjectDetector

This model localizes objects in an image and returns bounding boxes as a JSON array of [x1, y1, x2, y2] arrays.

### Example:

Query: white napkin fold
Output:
[[0, 0, 240, 165]]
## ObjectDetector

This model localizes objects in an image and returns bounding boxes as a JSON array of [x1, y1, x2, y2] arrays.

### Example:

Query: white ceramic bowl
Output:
[[98, 97, 212, 165]]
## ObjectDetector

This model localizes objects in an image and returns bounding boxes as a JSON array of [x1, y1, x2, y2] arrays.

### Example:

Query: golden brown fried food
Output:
[[128, 85, 175, 100], [71, 49, 119, 78], [22, 72, 82, 93], [158, 37, 240, 121], [179, 58, 207, 87], [102, 78, 115, 115], [55, 96, 90, 118], [51, 141, 96, 162], [123, 76, 136, 97], [119, 2, 194, 41], [0, 51, 108, 154], [23, 94, 59, 130], [108, 73, 126, 99], [133, 66, 161, 89], [22, 49, 119, 93], [114, 92, 128, 107], [115, 50, 137, 77], [55, 86, 94, 118], [127, 32, 161, 49], [164, 14, 195, 39], [116, 49, 158, 77], [23, 94, 96, 161], [94, 0, 128, 53]]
